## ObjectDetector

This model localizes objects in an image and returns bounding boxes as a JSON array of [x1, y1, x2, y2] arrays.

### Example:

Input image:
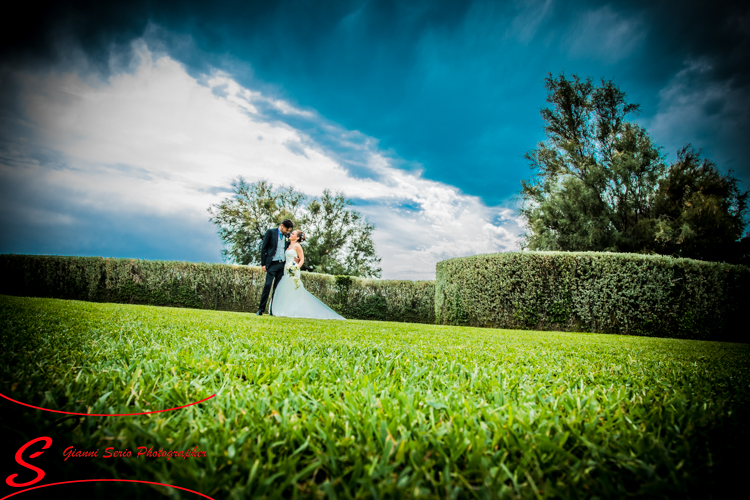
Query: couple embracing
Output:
[[256, 219, 345, 320]]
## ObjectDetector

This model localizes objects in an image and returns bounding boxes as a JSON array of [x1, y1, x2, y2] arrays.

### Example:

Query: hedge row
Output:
[[4, 252, 746, 340], [0, 255, 435, 324], [435, 251, 749, 341]]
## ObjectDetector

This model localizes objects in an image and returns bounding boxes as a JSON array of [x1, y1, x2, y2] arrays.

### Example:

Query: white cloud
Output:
[[565, 6, 646, 63], [647, 59, 739, 141], [1, 39, 523, 280], [506, 0, 555, 44]]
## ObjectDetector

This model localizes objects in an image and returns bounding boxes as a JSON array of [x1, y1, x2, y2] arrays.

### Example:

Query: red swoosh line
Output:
[[0, 479, 215, 499], [0, 392, 215, 416]]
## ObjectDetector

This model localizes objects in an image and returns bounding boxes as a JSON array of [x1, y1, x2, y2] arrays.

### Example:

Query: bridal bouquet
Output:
[[285, 265, 302, 290]]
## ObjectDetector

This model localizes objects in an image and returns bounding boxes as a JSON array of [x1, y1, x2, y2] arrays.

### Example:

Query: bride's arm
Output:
[[294, 244, 305, 268]]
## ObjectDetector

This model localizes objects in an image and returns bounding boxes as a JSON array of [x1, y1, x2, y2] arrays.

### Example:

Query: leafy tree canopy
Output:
[[519, 73, 749, 265], [208, 177, 382, 277]]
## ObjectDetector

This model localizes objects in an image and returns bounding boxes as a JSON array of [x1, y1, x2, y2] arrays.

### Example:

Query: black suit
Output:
[[258, 227, 290, 314]]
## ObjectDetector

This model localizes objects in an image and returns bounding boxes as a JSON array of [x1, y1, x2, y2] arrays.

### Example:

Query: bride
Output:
[[271, 230, 345, 320]]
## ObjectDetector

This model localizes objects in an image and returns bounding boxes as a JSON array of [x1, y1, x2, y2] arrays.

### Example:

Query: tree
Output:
[[302, 190, 382, 277], [519, 72, 749, 264], [653, 145, 749, 263], [208, 178, 382, 277], [207, 177, 306, 265]]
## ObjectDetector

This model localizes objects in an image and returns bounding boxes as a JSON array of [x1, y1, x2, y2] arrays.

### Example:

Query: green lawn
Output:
[[1, 295, 748, 499]]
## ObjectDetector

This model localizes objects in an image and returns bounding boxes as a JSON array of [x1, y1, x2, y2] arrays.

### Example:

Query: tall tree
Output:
[[519, 72, 749, 264], [208, 178, 382, 277], [520, 73, 664, 252]]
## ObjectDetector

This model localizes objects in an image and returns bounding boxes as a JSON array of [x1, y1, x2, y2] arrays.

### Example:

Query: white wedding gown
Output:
[[271, 248, 346, 320]]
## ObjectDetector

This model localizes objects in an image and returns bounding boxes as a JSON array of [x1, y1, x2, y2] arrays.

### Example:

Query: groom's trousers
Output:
[[259, 260, 285, 314]]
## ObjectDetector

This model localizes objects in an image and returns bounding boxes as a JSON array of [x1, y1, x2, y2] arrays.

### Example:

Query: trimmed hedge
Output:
[[4, 252, 745, 340], [0, 254, 435, 324], [435, 251, 749, 341]]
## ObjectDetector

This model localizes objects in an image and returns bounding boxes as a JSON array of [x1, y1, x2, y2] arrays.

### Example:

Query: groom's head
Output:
[[279, 219, 294, 234]]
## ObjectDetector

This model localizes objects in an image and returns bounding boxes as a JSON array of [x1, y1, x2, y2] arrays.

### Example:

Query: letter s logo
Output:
[[6, 436, 52, 487]]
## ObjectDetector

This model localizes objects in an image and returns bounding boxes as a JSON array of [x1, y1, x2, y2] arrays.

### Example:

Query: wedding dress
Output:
[[271, 247, 346, 320]]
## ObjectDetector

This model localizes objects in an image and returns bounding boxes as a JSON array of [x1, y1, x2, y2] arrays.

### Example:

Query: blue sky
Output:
[[1, 0, 748, 279]]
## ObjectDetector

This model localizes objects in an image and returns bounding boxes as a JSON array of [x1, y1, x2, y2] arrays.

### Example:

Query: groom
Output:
[[257, 219, 294, 315]]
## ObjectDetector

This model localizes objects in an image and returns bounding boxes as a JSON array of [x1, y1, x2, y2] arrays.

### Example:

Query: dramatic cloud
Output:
[[648, 60, 746, 144], [0, 40, 522, 279], [3, 1, 748, 200]]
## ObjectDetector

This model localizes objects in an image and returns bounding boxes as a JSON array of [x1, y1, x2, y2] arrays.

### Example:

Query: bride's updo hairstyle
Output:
[[295, 230, 306, 243]]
